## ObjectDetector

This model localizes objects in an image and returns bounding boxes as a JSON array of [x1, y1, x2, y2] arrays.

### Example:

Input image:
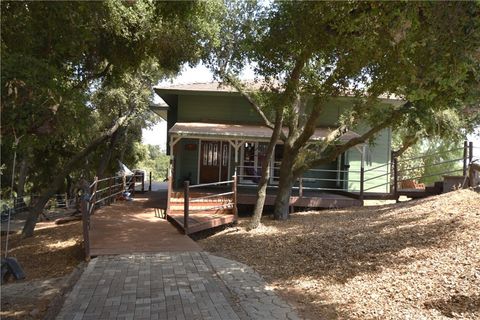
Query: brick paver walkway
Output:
[[56, 253, 299, 320]]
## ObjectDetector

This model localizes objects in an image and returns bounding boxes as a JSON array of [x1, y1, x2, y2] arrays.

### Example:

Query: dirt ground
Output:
[[1, 218, 84, 319], [199, 189, 480, 320]]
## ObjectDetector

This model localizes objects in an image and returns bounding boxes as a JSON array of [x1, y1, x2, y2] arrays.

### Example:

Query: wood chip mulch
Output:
[[1, 219, 84, 319], [199, 189, 480, 320]]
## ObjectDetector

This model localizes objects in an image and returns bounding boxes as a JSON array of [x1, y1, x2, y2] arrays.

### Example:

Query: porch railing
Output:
[[81, 172, 143, 260], [234, 140, 477, 202], [181, 177, 237, 235]]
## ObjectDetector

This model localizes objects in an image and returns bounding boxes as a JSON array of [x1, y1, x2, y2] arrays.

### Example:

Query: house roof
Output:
[[169, 122, 360, 143], [154, 82, 403, 101]]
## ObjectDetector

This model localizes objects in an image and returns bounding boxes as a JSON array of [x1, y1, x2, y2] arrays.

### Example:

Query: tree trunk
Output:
[[96, 129, 120, 178], [21, 115, 129, 237], [15, 157, 29, 209], [249, 110, 283, 230], [273, 148, 297, 220]]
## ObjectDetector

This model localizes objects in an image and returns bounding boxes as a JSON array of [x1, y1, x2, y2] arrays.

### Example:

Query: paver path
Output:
[[56, 252, 300, 320]]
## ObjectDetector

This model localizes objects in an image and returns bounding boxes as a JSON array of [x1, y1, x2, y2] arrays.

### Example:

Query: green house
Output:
[[154, 83, 400, 206]]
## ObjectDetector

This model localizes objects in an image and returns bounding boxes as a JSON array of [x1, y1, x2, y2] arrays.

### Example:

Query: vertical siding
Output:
[[347, 128, 392, 193], [174, 139, 199, 187]]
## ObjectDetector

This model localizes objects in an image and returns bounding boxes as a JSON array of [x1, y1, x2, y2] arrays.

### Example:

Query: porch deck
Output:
[[157, 182, 362, 235]]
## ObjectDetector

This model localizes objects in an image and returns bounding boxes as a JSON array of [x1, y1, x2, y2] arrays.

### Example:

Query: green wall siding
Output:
[[174, 139, 199, 187], [167, 93, 392, 193], [178, 95, 262, 124], [347, 128, 391, 193]]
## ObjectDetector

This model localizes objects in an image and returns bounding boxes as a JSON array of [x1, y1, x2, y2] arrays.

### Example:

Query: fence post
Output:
[[183, 180, 190, 235], [108, 177, 113, 205], [166, 167, 172, 216], [469, 141, 473, 165], [141, 172, 145, 192], [232, 174, 238, 219], [393, 157, 399, 202], [81, 196, 90, 261], [149, 172, 152, 192], [359, 167, 364, 202], [90, 177, 98, 215], [463, 140, 468, 176], [299, 177, 303, 198]]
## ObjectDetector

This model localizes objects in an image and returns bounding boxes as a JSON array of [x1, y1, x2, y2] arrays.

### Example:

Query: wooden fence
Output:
[[81, 173, 143, 260]]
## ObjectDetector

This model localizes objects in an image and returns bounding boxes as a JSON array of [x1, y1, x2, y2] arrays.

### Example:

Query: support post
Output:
[[463, 140, 468, 177], [166, 165, 173, 216], [359, 167, 364, 202], [232, 173, 238, 219], [89, 177, 98, 215], [393, 156, 399, 202], [359, 145, 365, 202], [469, 141, 473, 165], [141, 172, 145, 192], [299, 177, 303, 197], [81, 196, 90, 261], [149, 172, 152, 192], [183, 180, 190, 235]]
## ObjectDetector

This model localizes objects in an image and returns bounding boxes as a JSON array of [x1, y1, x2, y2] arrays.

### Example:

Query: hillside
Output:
[[199, 189, 480, 319]]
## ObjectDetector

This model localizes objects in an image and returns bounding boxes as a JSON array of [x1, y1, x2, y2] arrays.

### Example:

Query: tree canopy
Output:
[[1, 0, 222, 236], [213, 1, 480, 220]]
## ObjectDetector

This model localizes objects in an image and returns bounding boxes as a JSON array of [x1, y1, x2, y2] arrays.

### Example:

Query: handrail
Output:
[[396, 147, 464, 163], [363, 171, 391, 182], [363, 162, 391, 172], [190, 191, 234, 201], [189, 203, 234, 213], [398, 157, 464, 175], [398, 168, 463, 183], [189, 180, 234, 189]]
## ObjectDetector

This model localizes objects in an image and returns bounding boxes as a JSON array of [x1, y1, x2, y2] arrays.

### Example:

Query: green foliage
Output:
[[393, 132, 465, 186], [137, 144, 170, 181], [1, 1, 220, 198]]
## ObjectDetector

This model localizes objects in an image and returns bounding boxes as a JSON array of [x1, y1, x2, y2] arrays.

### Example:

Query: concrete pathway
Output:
[[56, 252, 300, 320]]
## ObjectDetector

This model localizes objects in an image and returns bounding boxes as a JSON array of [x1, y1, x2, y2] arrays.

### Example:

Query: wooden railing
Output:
[[181, 177, 237, 235], [81, 172, 143, 260]]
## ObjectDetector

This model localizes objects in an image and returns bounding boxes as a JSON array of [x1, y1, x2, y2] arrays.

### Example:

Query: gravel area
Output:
[[199, 189, 480, 319]]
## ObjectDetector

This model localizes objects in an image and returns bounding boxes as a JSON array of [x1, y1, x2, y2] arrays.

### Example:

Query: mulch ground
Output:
[[1, 218, 84, 319], [199, 189, 480, 319]]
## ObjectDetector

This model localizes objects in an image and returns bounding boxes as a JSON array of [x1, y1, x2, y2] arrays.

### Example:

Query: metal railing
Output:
[[180, 177, 237, 235]]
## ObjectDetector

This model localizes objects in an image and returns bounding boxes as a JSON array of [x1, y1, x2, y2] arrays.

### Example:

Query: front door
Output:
[[199, 141, 231, 183]]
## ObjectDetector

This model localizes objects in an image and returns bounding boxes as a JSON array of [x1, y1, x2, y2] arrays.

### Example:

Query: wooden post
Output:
[[149, 172, 152, 192], [90, 177, 98, 215], [81, 197, 90, 261], [232, 174, 238, 219], [463, 140, 468, 177], [299, 177, 303, 198], [469, 141, 473, 165], [183, 180, 189, 235], [108, 177, 113, 205], [393, 156, 399, 202], [166, 166, 173, 216], [469, 163, 480, 188], [359, 167, 364, 202]]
